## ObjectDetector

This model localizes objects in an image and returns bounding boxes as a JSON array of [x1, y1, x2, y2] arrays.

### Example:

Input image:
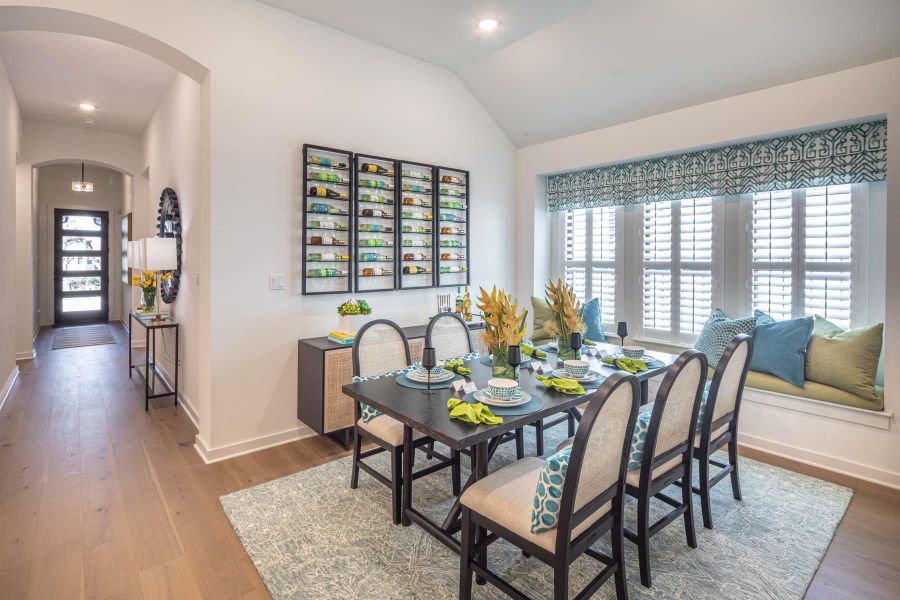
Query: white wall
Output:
[[516, 57, 900, 488], [14, 161, 34, 358], [35, 163, 124, 325], [0, 53, 21, 406]]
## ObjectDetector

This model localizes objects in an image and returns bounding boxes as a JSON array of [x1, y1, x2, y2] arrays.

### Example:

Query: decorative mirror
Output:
[[157, 187, 182, 303]]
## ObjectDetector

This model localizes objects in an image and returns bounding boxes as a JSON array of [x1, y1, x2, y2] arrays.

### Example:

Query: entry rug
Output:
[[220, 426, 851, 599], [52, 324, 116, 350]]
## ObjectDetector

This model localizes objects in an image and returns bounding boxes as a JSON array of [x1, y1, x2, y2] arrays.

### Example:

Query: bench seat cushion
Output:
[[722, 369, 884, 411]]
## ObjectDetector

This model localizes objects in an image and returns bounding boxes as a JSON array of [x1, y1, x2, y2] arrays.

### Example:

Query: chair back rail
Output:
[[555, 372, 640, 558], [700, 334, 754, 446], [425, 311, 474, 361], [352, 319, 412, 377]]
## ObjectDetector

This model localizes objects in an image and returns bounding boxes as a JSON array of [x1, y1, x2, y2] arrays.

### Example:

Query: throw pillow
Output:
[[694, 309, 757, 368], [749, 311, 814, 387], [531, 445, 572, 533], [626, 410, 653, 470], [582, 298, 608, 343], [352, 367, 408, 422], [531, 296, 555, 344], [805, 316, 883, 401]]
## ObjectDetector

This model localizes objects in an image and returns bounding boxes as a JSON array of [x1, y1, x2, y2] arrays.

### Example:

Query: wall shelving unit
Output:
[[353, 154, 398, 292], [435, 166, 470, 287], [398, 160, 436, 289]]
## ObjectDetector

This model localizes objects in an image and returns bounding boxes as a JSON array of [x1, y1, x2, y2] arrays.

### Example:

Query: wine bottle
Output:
[[309, 186, 348, 200], [360, 193, 389, 204], [403, 265, 431, 274], [440, 188, 462, 197], [360, 163, 394, 177], [308, 252, 348, 262], [403, 252, 428, 261], [456, 287, 463, 314], [362, 267, 393, 277], [361, 208, 392, 218], [307, 267, 346, 277], [402, 183, 430, 193], [310, 172, 342, 183], [359, 238, 389, 247], [441, 175, 463, 185], [463, 286, 472, 321], [359, 178, 388, 189], [308, 156, 347, 169]]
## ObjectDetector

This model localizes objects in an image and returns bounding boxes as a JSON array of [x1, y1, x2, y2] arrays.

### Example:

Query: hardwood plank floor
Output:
[[1, 325, 897, 599]]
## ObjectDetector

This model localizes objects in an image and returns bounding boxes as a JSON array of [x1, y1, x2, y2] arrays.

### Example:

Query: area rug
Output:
[[220, 425, 851, 599], [52, 324, 116, 350]]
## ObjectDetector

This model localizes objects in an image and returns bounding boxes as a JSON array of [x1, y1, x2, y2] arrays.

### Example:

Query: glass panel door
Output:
[[54, 209, 109, 325]]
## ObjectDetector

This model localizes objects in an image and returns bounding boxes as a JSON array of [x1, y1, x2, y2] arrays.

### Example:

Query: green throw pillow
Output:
[[805, 316, 883, 402], [531, 296, 555, 344]]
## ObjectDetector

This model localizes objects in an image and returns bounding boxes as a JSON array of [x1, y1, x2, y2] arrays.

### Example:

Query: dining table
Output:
[[341, 343, 679, 563]]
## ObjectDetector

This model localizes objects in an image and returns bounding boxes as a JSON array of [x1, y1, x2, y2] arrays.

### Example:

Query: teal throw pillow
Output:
[[750, 310, 813, 387], [531, 445, 572, 533], [694, 309, 757, 368], [626, 410, 652, 470], [582, 298, 607, 343]]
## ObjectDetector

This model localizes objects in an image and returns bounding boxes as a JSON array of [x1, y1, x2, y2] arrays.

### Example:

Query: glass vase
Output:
[[491, 349, 517, 380], [557, 336, 579, 361], [142, 287, 156, 312]]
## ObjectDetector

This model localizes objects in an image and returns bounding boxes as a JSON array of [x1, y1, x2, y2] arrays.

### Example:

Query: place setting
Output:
[[394, 347, 470, 391]]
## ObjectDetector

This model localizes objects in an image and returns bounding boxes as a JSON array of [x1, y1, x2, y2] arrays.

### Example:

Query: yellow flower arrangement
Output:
[[544, 279, 586, 340], [476, 285, 527, 353]]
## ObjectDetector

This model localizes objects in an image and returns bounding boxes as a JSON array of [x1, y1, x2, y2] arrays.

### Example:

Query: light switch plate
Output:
[[269, 274, 286, 290]]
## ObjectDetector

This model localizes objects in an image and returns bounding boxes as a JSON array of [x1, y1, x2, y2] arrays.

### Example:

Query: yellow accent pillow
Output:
[[805, 317, 883, 401], [531, 296, 555, 344]]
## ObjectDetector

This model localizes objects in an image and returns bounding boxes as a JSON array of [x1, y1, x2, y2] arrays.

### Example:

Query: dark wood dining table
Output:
[[341, 343, 678, 557]]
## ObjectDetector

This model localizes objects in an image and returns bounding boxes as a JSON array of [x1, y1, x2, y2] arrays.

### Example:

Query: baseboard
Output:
[[194, 425, 317, 464], [740, 432, 900, 491], [15, 349, 35, 361], [0, 366, 20, 414]]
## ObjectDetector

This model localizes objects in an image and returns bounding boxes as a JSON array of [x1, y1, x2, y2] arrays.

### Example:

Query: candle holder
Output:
[[422, 346, 437, 395], [507, 345, 522, 382]]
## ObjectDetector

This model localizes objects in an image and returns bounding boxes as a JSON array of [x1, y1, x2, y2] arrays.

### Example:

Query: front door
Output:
[[54, 209, 109, 325]]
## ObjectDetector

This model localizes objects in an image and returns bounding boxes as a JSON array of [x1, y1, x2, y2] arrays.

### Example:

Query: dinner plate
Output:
[[407, 369, 455, 383], [550, 368, 605, 383], [473, 388, 531, 407]]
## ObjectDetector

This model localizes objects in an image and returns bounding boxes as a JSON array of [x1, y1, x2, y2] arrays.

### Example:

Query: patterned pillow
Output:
[[352, 368, 408, 422], [531, 445, 572, 533], [694, 309, 757, 368]]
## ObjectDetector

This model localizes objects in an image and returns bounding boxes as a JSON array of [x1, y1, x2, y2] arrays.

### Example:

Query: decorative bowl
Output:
[[622, 346, 645, 359], [487, 378, 519, 399], [563, 359, 590, 377]]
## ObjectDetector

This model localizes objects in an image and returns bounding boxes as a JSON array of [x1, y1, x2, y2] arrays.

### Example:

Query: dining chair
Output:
[[458, 372, 640, 600], [350, 319, 457, 524], [692, 333, 753, 529], [624, 349, 707, 588]]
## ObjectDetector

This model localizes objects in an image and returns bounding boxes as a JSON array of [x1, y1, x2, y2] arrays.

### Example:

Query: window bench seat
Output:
[[741, 370, 884, 412]]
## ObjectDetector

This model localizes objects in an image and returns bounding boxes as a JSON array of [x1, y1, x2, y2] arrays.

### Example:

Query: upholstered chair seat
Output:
[[358, 416, 426, 447]]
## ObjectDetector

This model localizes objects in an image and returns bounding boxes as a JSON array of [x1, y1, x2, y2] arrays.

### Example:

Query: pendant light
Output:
[[72, 162, 94, 193]]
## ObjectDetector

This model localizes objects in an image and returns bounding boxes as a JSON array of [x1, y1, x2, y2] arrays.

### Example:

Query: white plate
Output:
[[550, 368, 604, 383], [473, 389, 531, 407], [407, 369, 455, 383]]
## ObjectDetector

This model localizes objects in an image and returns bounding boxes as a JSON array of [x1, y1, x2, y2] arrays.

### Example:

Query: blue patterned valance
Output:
[[546, 120, 887, 212]]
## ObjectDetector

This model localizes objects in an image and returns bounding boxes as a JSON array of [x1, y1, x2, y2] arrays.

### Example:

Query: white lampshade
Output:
[[127, 240, 145, 269], [142, 237, 177, 271]]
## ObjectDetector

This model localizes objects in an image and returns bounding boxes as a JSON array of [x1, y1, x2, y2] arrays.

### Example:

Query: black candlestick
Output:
[[507, 345, 522, 381], [422, 346, 437, 395], [617, 321, 629, 346]]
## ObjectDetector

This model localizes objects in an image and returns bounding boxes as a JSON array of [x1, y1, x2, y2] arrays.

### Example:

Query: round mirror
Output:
[[157, 187, 182, 303]]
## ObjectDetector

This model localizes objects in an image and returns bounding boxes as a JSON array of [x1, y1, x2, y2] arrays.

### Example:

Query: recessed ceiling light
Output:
[[84, 119, 96, 125], [477, 18, 499, 31], [78, 103, 96, 111]]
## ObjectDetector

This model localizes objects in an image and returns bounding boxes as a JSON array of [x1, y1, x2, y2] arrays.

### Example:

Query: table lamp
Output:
[[142, 237, 178, 322]]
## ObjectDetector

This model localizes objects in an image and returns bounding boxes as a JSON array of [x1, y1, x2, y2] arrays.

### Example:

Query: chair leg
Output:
[[728, 438, 743, 501], [637, 494, 652, 588], [390, 447, 402, 525], [459, 508, 475, 600], [424, 441, 435, 459], [612, 507, 629, 600], [535, 420, 545, 456], [515, 427, 525, 459], [350, 427, 362, 489], [567, 410, 576, 437], [698, 455, 713, 530], [451, 450, 462, 496], [682, 468, 698, 549], [553, 562, 569, 600]]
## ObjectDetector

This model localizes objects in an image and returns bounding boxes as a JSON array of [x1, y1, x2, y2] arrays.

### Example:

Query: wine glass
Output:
[[507, 345, 522, 382], [617, 321, 629, 347], [569, 332, 583, 357], [422, 346, 437, 395]]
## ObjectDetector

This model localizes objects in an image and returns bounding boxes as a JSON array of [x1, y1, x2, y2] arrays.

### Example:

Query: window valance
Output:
[[546, 119, 887, 212]]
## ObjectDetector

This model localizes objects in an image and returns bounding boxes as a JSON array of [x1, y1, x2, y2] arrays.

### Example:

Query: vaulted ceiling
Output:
[[260, 0, 900, 146]]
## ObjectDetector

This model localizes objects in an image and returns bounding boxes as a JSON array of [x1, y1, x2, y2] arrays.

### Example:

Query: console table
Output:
[[128, 311, 179, 411], [298, 320, 485, 446]]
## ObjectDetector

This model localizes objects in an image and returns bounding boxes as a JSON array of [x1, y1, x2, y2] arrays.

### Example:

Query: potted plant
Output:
[[476, 286, 527, 379], [545, 279, 586, 360], [337, 298, 373, 334]]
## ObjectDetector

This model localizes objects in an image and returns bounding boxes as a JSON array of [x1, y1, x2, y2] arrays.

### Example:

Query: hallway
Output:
[[0, 326, 346, 599]]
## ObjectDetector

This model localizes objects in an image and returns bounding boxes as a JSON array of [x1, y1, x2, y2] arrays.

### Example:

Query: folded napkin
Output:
[[601, 356, 648, 374], [583, 338, 598, 347], [447, 398, 502, 425], [442, 359, 471, 376], [522, 344, 548, 359], [535, 375, 586, 395]]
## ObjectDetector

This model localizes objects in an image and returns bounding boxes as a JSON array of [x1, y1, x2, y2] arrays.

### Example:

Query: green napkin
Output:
[[535, 374, 586, 395], [442, 359, 471, 376], [601, 356, 648, 374], [583, 338, 598, 347], [522, 344, 548, 359], [447, 398, 502, 425]]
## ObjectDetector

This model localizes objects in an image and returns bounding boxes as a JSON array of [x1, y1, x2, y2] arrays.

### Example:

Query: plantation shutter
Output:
[[804, 185, 852, 328], [679, 198, 713, 334], [752, 190, 794, 320], [642, 201, 673, 332], [591, 206, 616, 323]]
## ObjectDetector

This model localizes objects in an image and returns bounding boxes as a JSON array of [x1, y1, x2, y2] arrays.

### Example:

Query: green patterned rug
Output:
[[220, 425, 851, 599]]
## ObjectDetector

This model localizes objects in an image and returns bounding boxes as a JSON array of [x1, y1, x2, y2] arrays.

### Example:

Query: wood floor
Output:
[[1, 326, 898, 599]]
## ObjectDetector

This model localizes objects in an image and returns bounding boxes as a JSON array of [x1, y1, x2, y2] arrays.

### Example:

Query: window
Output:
[[560, 184, 870, 344], [563, 206, 616, 324]]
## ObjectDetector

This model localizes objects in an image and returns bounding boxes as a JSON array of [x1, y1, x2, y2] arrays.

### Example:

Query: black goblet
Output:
[[422, 346, 437, 395], [617, 321, 629, 346], [507, 345, 522, 382], [569, 332, 583, 355]]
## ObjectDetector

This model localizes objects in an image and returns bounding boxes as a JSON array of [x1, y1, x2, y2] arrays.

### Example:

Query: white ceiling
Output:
[[260, 0, 900, 147], [0, 31, 176, 135]]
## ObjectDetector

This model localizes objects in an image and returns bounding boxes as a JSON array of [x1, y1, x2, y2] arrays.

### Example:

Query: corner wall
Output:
[[516, 57, 900, 488], [0, 53, 21, 406]]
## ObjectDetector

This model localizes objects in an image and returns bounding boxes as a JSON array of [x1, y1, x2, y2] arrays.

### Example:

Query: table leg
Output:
[[144, 325, 150, 411], [402, 425, 413, 527], [640, 379, 649, 405], [473, 440, 488, 585], [128, 313, 132, 379], [174, 326, 179, 407]]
